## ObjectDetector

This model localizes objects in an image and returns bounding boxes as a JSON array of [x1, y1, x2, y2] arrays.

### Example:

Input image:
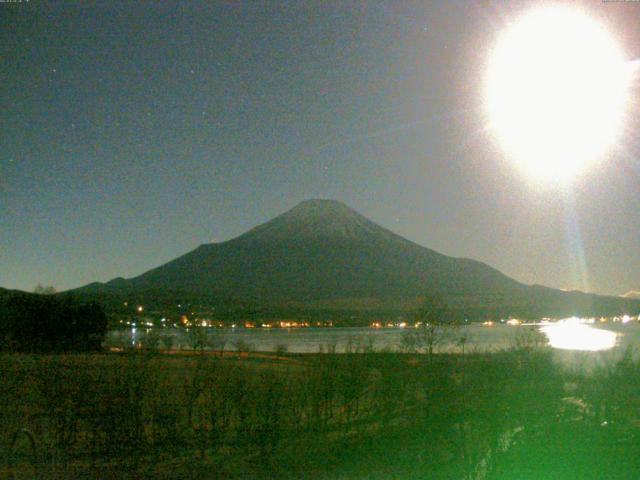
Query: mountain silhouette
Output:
[[74, 199, 639, 319]]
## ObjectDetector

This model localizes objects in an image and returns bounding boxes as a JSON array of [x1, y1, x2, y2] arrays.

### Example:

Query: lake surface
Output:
[[106, 320, 640, 367]]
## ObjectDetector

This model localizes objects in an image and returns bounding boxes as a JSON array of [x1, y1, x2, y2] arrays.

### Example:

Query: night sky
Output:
[[2, 1, 639, 296]]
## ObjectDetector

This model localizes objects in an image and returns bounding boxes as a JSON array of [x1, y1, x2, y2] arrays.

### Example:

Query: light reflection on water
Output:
[[540, 320, 618, 351]]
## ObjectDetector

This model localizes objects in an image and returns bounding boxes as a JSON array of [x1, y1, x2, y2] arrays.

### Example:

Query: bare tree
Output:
[[188, 327, 211, 353], [34, 284, 57, 295], [403, 294, 458, 361]]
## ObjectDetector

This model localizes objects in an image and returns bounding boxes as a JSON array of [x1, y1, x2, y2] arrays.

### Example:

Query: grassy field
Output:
[[1, 344, 640, 479]]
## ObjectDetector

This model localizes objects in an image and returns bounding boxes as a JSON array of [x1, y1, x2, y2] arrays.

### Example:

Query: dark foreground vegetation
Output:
[[0, 292, 107, 353], [2, 342, 640, 479]]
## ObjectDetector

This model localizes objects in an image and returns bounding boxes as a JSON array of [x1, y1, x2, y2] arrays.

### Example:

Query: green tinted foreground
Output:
[[1, 348, 639, 479]]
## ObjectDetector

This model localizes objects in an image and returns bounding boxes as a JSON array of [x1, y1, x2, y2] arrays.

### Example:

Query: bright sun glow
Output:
[[485, 6, 631, 183]]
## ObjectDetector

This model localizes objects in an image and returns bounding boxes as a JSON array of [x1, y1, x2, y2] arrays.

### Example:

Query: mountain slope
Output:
[[74, 199, 640, 318]]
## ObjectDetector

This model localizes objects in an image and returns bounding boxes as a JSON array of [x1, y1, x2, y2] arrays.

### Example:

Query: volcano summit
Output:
[[75, 200, 639, 320]]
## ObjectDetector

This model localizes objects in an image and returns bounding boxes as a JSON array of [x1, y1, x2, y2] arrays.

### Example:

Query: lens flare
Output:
[[485, 6, 631, 183]]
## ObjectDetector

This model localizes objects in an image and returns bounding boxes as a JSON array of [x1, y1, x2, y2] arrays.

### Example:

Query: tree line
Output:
[[0, 292, 107, 353]]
